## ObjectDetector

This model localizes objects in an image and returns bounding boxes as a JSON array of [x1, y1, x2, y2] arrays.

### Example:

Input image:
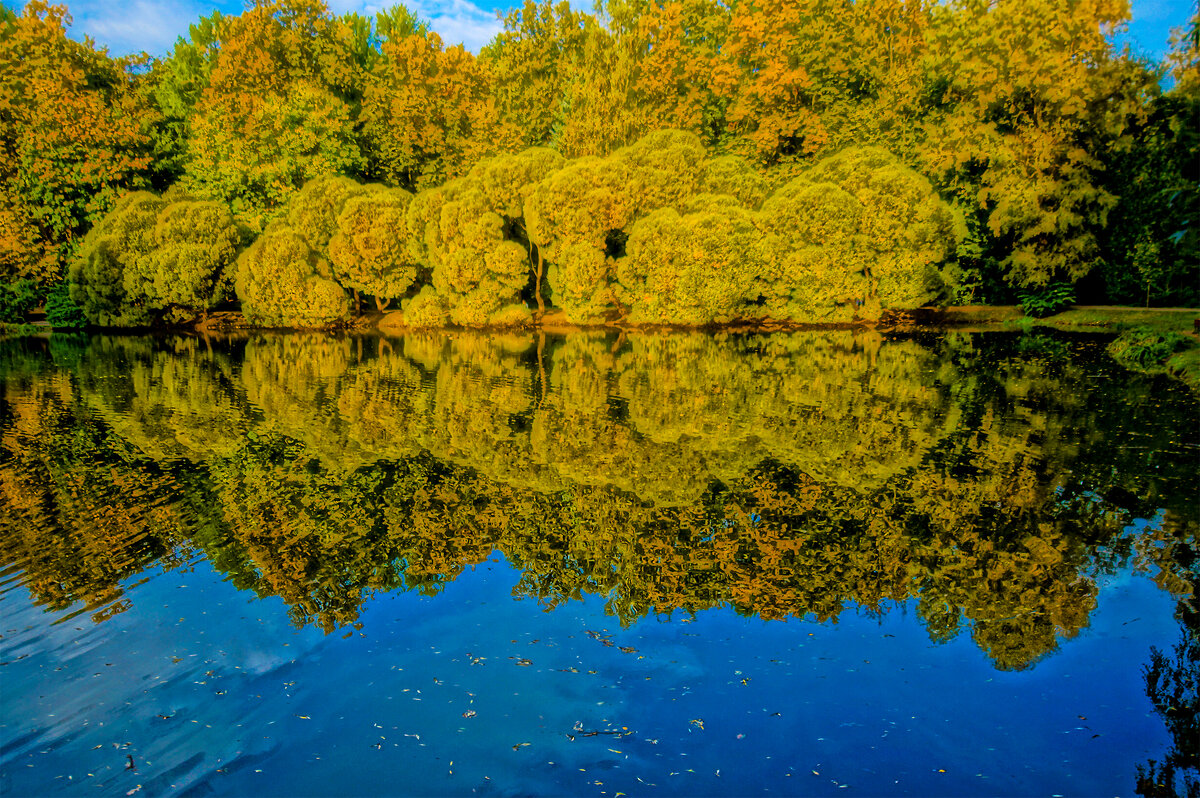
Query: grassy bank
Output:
[[1027, 307, 1200, 393]]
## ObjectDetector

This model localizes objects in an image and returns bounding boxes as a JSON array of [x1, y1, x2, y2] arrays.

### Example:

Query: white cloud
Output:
[[418, 0, 504, 51], [67, 0, 213, 56], [61, 0, 505, 57], [329, 0, 504, 51]]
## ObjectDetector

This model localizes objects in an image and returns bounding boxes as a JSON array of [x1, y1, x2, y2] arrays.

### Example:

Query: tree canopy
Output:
[[3, 0, 1196, 322]]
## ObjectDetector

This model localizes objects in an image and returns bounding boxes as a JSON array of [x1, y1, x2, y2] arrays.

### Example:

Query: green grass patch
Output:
[[1166, 347, 1200, 394], [1023, 307, 1200, 394], [1104, 325, 1200, 395], [1033, 307, 1198, 336]]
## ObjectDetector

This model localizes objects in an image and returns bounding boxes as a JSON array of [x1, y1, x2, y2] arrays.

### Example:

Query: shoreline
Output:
[[6, 305, 1199, 393], [9, 304, 1199, 337]]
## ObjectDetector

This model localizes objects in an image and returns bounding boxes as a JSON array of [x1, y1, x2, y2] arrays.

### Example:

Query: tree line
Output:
[[1, 0, 1197, 327]]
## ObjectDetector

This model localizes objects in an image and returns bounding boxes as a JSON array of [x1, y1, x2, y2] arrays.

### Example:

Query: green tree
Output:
[[1096, 17, 1199, 306], [0, 1, 153, 285], [328, 186, 421, 310], [234, 228, 351, 327], [920, 0, 1135, 289]]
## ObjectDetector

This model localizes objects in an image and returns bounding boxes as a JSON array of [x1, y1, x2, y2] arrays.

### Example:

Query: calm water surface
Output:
[[0, 330, 1196, 797]]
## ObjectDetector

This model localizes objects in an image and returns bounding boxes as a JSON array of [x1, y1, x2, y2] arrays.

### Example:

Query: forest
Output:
[[0, 0, 1197, 328]]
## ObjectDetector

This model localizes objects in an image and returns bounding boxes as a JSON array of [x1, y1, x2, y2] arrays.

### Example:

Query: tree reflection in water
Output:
[[1, 330, 1196, 678]]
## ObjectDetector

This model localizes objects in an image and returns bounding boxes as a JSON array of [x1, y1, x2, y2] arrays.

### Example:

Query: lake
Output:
[[1, 329, 1196, 797]]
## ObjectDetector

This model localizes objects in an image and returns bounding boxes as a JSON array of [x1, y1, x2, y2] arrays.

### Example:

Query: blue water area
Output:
[[0, 546, 1180, 797], [0, 330, 1197, 796]]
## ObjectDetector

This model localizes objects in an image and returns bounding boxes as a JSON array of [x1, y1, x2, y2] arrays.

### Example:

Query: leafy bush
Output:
[[69, 191, 243, 326], [234, 229, 350, 328], [0, 279, 38, 322], [44, 281, 86, 328], [1017, 282, 1075, 318], [402, 286, 450, 328], [1107, 326, 1196, 372]]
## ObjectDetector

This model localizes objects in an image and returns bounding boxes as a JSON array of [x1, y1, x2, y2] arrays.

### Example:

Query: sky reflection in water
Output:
[[0, 329, 1196, 796]]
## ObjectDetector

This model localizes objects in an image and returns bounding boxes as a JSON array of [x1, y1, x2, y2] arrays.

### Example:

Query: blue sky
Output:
[[3, 0, 1195, 59]]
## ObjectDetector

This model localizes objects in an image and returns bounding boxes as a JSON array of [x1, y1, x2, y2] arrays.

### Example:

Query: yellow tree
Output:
[[182, 0, 365, 229], [720, 0, 841, 164], [360, 31, 497, 191], [610, 0, 733, 147], [549, 21, 649, 158], [0, 1, 152, 284], [920, 0, 1134, 287], [480, 0, 594, 151]]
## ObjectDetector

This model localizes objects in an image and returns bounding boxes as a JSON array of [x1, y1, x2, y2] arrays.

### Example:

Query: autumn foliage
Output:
[[2, 0, 1197, 322]]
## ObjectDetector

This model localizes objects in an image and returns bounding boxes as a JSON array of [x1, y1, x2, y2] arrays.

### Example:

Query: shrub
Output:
[[402, 286, 450, 328], [44, 281, 86, 329], [234, 229, 351, 327], [69, 191, 165, 326], [1018, 282, 1075, 318], [0, 279, 38, 323], [129, 199, 244, 322], [1106, 326, 1196, 372], [287, 176, 377, 252], [69, 191, 244, 326], [328, 188, 420, 310], [619, 205, 765, 324]]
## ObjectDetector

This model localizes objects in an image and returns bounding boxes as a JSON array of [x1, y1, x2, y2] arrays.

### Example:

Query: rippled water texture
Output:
[[1, 330, 1196, 796]]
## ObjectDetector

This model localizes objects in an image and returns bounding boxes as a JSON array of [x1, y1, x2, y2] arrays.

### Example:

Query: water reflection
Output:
[[0, 330, 1196, 672]]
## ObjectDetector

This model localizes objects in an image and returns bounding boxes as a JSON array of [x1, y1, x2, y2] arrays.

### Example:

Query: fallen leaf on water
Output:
[[690, 719, 704, 730], [462, 710, 477, 718], [513, 742, 531, 751], [295, 715, 310, 720]]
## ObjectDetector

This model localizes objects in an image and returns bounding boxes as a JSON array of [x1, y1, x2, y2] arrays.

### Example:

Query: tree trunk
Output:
[[353, 289, 361, 316], [537, 330, 547, 408], [535, 248, 546, 320]]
